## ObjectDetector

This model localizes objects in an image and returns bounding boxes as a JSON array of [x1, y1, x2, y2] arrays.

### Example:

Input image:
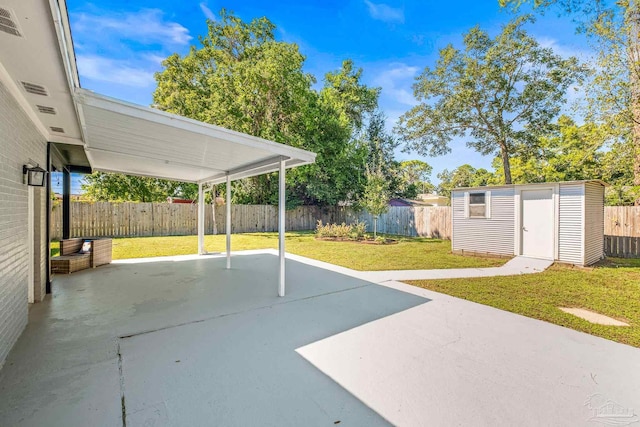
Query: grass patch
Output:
[[51, 241, 59, 257], [51, 232, 505, 271], [407, 257, 640, 347]]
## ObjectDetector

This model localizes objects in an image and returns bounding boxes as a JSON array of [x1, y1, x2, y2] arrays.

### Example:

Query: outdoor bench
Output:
[[51, 238, 112, 274]]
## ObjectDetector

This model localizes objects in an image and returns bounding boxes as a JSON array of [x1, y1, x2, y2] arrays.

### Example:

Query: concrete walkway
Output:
[[279, 250, 553, 283]]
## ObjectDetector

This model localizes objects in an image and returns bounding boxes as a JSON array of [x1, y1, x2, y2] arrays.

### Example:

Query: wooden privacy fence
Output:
[[604, 206, 640, 237], [604, 235, 640, 258], [604, 206, 640, 258], [50, 202, 452, 240], [320, 206, 451, 239]]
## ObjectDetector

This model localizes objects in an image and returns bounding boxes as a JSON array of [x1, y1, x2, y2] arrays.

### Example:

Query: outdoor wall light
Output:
[[23, 164, 47, 187]]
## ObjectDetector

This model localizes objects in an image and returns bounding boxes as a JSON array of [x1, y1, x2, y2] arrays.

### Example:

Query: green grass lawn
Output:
[[50, 231, 506, 271], [407, 257, 640, 347]]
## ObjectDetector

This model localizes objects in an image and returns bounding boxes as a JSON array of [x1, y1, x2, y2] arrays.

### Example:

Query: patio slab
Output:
[[298, 280, 640, 427], [0, 252, 426, 426], [1, 251, 639, 427]]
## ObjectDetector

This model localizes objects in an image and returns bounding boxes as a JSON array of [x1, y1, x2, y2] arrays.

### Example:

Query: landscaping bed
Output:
[[315, 237, 398, 245]]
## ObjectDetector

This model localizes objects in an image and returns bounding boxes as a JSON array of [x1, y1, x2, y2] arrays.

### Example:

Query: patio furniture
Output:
[[89, 238, 112, 267], [51, 238, 112, 274]]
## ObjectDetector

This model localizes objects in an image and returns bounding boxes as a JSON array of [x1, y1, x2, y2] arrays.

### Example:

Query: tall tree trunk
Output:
[[630, 1, 640, 205], [500, 145, 512, 184], [373, 216, 378, 239]]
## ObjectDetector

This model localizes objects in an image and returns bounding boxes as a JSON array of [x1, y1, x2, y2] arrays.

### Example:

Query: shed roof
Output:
[[452, 180, 608, 193]]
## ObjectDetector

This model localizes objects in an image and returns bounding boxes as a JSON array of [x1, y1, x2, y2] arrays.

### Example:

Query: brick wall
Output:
[[0, 81, 47, 368]]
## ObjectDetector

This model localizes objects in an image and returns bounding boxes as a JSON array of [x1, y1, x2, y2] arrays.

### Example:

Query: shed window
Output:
[[464, 191, 491, 219]]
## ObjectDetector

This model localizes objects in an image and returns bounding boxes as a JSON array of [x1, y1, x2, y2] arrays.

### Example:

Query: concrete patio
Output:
[[0, 252, 639, 426]]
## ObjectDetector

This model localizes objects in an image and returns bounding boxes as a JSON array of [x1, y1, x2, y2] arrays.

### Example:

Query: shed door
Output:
[[521, 189, 554, 259]]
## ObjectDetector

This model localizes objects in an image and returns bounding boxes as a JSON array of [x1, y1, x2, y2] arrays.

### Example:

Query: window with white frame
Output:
[[464, 191, 491, 218]]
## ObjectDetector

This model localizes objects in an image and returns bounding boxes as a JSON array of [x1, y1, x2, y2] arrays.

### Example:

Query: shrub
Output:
[[350, 220, 367, 240], [316, 220, 365, 240], [316, 220, 331, 238]]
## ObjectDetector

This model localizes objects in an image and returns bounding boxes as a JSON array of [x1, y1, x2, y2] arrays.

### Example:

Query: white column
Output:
[[226, 174, 231, 269], [278, 158, 286, 297], [197, 182, 205, 255]]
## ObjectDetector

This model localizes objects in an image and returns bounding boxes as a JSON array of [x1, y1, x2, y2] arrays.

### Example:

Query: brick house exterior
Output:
[[0, 81, 48, 368]]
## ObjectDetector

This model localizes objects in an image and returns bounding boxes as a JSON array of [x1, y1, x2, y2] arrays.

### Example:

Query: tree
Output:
[[491, 115, 605, 183], [153, 10, 379, 206], [361, 164, 390, 239], [321, 60, 380, 134], [396, 15, 584, 184], [436, 165, 494, 199], [499, 1, 640, 203], [291, 61, 380, 206], [399, 160, 433, 195], [81, 172, 197, 202]]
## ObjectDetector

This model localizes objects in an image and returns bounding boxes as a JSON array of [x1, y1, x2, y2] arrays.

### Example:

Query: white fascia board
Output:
[[48, 0, 80, 90], [198, 155, 287, 184], [74, 89, 317, 163], [204, 158, 310, 185]]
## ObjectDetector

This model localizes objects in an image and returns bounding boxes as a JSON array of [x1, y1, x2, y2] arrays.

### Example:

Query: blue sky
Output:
[[64, 0, 593, 191]]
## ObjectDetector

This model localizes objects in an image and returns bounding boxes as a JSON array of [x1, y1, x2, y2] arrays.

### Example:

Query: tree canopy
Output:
[[396, 15, 584, 184], [81, 173, 197, 203], [151, 10, 381, 207], [498, 0, 640, 203]]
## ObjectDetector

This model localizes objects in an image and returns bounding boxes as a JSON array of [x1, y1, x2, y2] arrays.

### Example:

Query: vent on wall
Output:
[[36, 105, 56, 115], [21, 81, 48, 96], [50, 127, 65, 133], [0, 7, 21, 37]]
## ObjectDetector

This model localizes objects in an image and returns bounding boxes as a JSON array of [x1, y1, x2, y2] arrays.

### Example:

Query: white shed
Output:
[[451, 180, 607, 266]]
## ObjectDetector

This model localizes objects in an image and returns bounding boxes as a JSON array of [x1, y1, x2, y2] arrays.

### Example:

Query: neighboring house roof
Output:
[[389, 198, 436, 207], [167, 197, 195, 204]]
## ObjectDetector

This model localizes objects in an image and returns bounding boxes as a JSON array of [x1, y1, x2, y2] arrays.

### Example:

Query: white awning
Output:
[[74, 89, 316, 184]]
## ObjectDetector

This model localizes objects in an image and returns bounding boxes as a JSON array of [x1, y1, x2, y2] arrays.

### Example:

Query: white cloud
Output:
[[72, 9, 192, 46], [536, 36, 592, 61], [373, 63, 420, 106], [199, 3, 217, 22], [76, 55, 156, 87], [142, 53, 168, 66], [364, 1, 404, 24]]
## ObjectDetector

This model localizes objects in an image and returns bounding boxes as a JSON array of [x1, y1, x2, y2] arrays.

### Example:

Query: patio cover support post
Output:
[[226, 174, 231, 269], [62, 166, 71, 240], [198, 183, 205, 255], [278, 158, 286, 297]]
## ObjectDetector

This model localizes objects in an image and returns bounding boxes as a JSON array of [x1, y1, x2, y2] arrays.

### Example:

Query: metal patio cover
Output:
[[75, 89, 316, 185]]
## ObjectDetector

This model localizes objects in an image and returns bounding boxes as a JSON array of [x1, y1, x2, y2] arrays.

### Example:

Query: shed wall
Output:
[[451, 188, 515, 256], [0, 81, 48, 369], [558, 183, 584, 265], [584, 182, 605, 265]]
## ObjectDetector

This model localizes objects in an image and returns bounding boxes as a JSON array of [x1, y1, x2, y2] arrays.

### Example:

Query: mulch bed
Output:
[[315, 237, 398, 245]]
